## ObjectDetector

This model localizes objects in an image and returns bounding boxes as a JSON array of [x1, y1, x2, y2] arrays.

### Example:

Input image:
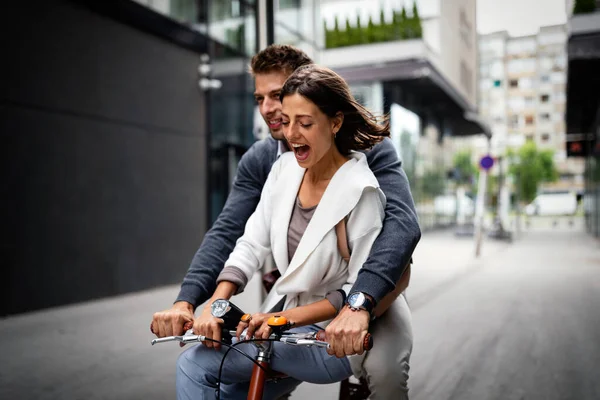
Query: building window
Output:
[[509, 115, 519, 128], [554, 55, 566, 70], [490, 61, 504, 77], [540, 75, 550, 83], [507, 58, 537, 74], [509, 79, 519, 88], [480, 80, 492, 91], [279, 0, 301, 9], [508, 96, 524, 111], [540, 113, 551, 121], [540, 94, 550, 103], [525, 115, 535, 125], [551, 72, 566, 84], [525, 96, 535, 107], [540, 57, 553, 70], [541, 133, 551, 142], [493, 79, 502, 87], [519, 77, 533, 89]]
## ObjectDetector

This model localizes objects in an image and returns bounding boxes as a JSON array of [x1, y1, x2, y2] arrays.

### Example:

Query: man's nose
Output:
[[262, 96, 279, 114]]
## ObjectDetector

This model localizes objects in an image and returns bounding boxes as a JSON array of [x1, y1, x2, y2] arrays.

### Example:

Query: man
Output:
[[152, 44, 421, 399]]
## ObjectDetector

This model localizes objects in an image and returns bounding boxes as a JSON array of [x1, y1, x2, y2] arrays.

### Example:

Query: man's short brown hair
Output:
[[249, 44, 313, 76]]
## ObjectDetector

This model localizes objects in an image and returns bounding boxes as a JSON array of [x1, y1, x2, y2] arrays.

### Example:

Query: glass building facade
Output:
[[133, 0, 261, 223], [132, 0, 485, 232]]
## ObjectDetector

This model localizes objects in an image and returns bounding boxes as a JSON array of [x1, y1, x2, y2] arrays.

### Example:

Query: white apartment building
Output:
[[317, 0, 489, 229], [478, 26, 584, 188]]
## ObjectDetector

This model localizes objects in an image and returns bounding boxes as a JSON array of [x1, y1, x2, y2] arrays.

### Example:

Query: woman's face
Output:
[[281, 93, 341, 168]]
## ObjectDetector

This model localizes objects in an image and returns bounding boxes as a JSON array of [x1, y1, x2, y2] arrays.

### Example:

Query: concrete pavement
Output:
[[1, 225, 598, 399]]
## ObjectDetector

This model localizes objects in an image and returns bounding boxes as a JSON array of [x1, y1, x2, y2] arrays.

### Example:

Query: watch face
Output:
[[211, 299, 230, 318], [349, 292, 366, 308]]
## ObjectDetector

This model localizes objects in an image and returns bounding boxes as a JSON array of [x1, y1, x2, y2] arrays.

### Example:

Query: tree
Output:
[[345, 17, 353, 46], [356, 14, 366, 44], [333, 16, 341, 47], [508, 142, 559, 203], [367, 15, 376, 43], [452, 150, 477, 187], [412, 2, 422, 38], [392, 10, 401, 39], [573, 0, 596, 14], [400, 6, 408, 39], [378, 9, 390, 42], [324, 21, 332, 48], [420, 168, 446, 198]]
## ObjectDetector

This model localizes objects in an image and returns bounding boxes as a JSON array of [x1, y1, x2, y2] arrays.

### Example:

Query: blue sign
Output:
[[480, 155, 494, 170]]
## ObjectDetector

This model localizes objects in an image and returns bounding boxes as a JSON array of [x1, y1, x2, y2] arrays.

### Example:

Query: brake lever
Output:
[[151, 333, 204, 346]]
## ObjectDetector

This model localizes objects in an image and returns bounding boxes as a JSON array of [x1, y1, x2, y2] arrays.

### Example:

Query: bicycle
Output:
[[152, 299, 373, 400]]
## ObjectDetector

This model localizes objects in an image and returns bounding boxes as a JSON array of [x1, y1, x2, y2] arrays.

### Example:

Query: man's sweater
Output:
[[176, 137, 421, 308]]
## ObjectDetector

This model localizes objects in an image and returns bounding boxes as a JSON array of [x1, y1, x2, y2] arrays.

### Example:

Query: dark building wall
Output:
[[1, 0, 208, 315]]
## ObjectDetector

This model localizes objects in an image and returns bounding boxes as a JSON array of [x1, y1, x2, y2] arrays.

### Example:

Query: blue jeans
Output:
[[176, 325, 353, 400]]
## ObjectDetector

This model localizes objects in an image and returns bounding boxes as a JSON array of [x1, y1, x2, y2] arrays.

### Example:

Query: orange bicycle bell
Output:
[[267, 315, 293, 334]]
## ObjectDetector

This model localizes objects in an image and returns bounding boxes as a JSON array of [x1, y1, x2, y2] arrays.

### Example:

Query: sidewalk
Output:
[[1, 228, 589, 399], [408, 229, 510, 308]]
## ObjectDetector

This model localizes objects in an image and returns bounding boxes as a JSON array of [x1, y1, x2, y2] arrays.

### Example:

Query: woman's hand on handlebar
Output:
[[236, 312, 274, 341], [193, 306, 225, 350]]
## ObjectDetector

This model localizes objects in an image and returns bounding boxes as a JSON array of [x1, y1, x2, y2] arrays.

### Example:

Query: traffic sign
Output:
[[479, 155, 494, 170]]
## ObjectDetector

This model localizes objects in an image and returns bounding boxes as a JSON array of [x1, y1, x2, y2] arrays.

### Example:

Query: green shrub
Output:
[[323, 4, 422, 48]]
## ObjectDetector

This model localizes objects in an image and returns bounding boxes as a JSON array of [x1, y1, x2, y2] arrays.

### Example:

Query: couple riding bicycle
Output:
[[150, 45, 420, 400]]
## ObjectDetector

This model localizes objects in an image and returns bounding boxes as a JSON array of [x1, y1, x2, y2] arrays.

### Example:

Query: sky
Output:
[[477, 0, 568, 36]]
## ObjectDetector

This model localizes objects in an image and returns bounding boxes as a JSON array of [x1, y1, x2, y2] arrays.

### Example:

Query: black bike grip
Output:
[[316, 330, 373, 351]]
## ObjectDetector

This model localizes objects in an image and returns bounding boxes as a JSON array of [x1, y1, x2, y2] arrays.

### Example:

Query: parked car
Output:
[[434, 194, 475, 217], [525, 192, 578, 216]]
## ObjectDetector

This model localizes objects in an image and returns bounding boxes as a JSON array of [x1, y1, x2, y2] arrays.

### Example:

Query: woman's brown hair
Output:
[[280, 64, 390, 154]]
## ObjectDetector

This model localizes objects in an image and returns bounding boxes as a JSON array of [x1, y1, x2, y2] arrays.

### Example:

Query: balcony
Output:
[[322, 38, 435, 70]]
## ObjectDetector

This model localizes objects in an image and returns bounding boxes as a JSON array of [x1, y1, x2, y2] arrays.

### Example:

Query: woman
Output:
[[176, 64, 390, 399]]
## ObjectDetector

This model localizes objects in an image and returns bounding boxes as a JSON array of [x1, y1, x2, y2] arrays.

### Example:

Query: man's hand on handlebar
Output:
[[325, 305, 370, 358], [151, 301, 194, 338]]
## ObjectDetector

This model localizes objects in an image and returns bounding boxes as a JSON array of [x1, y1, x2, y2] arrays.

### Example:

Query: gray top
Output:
[[217, 197, 345, 311], [287, 197, 317, 261]]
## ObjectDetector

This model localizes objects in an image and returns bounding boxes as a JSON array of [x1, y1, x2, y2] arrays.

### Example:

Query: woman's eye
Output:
[[300, 123, 312, 128], [281, 121, 290, 126]]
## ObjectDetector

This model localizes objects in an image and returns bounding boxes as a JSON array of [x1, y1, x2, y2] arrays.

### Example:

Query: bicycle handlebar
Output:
[[151, 329, 372, 351]]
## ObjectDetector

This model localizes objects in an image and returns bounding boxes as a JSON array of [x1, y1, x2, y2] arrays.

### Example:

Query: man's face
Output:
[[254, 71, 289, 140]]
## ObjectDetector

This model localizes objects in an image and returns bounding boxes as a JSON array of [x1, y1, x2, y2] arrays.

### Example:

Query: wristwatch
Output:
[[346, 292, 375, 315]]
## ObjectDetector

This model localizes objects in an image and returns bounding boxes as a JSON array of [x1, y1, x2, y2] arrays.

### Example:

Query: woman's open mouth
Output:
[[291, 143, 311, 162]]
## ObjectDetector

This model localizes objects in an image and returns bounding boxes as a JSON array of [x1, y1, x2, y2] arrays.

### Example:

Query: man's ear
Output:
[[332, 111, 344, 133]]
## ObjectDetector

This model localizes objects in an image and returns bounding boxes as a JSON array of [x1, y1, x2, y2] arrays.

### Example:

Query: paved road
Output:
[[1, 228, 598, 399], [409, 230, 600, 400]]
